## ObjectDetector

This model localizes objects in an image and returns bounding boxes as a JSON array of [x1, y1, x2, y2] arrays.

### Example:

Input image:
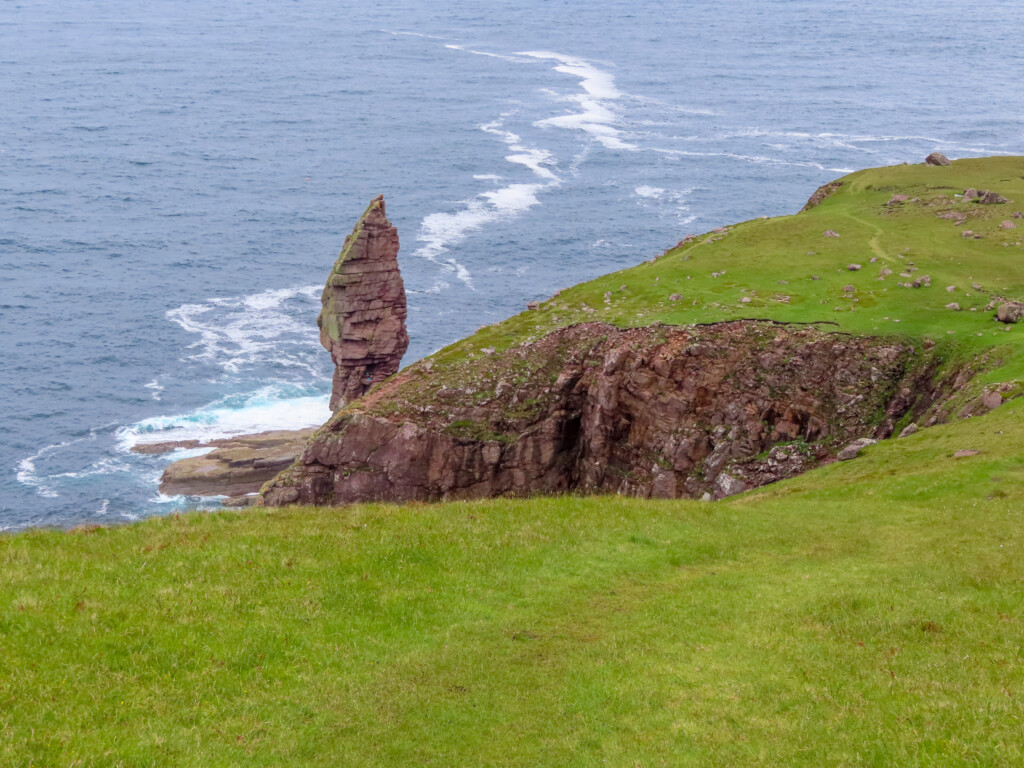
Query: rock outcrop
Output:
[[320, 195, 409, 411], [926, 152, 951, 166], [262, 321, 951, 507], [159, 429, 315, 499]]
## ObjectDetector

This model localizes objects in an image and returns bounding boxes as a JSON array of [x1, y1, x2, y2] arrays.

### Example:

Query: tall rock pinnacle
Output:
[[319, 195, 409, 411]]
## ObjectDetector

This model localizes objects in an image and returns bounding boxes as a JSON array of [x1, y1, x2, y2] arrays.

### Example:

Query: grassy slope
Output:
[[429, 156, 1024, 386], [2, 403, 1023, 766], [4, 158, 1024, 765]]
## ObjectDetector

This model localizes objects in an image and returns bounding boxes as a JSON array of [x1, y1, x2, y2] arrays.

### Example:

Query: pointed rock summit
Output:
[[320, 195, 409, 410]]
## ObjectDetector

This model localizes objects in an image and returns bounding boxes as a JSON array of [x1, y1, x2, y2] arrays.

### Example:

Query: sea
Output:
[[2, 0, 1022, 530]]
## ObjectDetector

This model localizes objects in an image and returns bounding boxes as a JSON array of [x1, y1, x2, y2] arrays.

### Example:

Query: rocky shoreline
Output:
[[154, 429, 314, 505]]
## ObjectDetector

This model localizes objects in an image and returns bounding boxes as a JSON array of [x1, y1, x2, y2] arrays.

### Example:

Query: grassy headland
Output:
[[3, 157, 1024, 765]]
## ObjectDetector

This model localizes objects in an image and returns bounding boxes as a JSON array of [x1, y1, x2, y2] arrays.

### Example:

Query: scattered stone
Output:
[[837, 437, 878, 461], [898, 423, 918, 438], [963, 188, 981, 201], [972, 283, 983, 291], [700, 492, 713, 502], [843, 285, 855, 293], [879, 268, 893, 277], [319, 195, 409, 411], [712, 227, 729, 234], [1001, 220, 1017, 229], [961, 230, 974, 238], [946, 285, 956, 292], [996, 301, 1024, 324], [953, 449, 981, 458], [1013, 211, 1022, 219], [981, 391, 1003, 410], [526, 301, 540, 310], [887, 194, 908, 205], [823, 230, 840, 238], [481, 347, 496, 356], [911, 275, 931, 288], [925, 152, 951, 166], [739, 296, 752, 304], [980, 191, 1008, 205], [945, 302, 961, 311], [714, 473, 748, 499], [847, 263, 862, 271], [669, 293, 682, 302], [811, 275, 821, 280]]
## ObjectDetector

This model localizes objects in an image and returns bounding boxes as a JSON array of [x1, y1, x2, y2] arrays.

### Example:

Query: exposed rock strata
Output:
[[320, 195, 409, 411], [159, 429, 315, 498], [262, 321, 951, 507], [801, 181, 843, 212]]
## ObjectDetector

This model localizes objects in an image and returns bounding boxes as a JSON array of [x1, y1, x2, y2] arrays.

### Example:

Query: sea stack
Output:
[[320, 195, 409, 410]]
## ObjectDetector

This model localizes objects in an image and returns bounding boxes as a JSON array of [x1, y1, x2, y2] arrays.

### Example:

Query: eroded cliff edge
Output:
[[261, 320, 960, 506]]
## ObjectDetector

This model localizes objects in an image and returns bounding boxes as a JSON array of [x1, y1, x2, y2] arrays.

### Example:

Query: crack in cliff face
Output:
[[262, 320, 962, 506]]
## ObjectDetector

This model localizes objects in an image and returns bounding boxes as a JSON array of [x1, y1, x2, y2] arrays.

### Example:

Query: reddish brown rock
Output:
[[261, 321, 955, 507], [801, 181, 843, 212], [320, 195, 409, 411]]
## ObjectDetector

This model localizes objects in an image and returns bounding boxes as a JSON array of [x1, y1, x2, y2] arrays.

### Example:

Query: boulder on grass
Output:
[[837, 437, 878, 461]]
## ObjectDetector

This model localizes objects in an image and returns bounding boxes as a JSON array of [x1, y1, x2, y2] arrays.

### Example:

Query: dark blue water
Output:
[[2, 0, 1021, 529]]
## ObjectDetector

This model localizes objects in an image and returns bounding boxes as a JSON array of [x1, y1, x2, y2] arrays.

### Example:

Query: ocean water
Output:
[[2, 0, 1021, 529]]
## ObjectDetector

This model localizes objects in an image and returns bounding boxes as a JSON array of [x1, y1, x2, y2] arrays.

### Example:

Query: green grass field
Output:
[[4, 158, 1024, 765], [3, 401, 1023, 766]]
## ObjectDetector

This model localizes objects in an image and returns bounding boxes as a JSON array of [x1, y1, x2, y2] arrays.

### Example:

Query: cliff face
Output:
[[262, 321, 948, 506], [320, 195, 409, 411]]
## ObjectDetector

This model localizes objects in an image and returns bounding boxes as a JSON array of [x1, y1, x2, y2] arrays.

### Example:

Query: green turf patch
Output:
[[3, 403, 1023, 765]]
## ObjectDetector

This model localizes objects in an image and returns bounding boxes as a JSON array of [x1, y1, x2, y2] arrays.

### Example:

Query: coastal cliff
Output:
[[261, 320, 953, 505], [260, 156, 1024, 507]]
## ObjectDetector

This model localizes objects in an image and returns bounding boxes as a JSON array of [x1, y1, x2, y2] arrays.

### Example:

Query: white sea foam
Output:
[[443, 43, 534, 63], [166, 285, 325, 376], [634, 185, 696, 225], [412, 117, 560, 288], [118, 384, 331, 449], [16, 442, 71, 498], [145, 379, 163, 400], [51, 456, 134, 481], [517, 51, 636, 151], [635, 185, 666, 199]]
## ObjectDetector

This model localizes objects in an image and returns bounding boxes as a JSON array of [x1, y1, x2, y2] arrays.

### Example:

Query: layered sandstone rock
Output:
[[321, 195, 409, 410], [261, 321, 953, 507], [159, 428, 315, 499]]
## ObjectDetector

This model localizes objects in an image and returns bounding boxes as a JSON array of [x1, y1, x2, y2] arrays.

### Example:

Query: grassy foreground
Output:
[[4, 401, 1024, 766]]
